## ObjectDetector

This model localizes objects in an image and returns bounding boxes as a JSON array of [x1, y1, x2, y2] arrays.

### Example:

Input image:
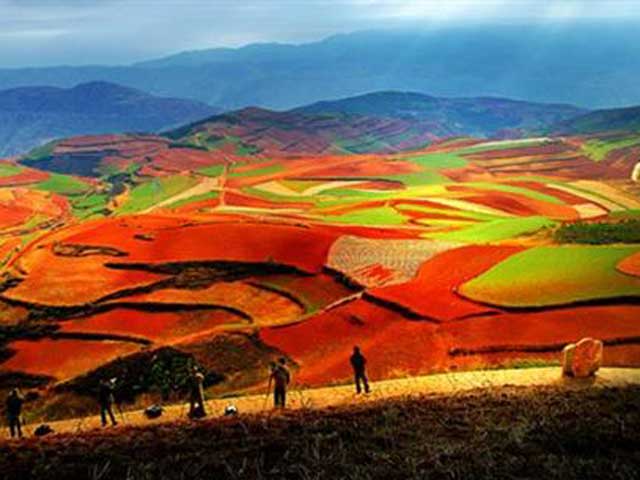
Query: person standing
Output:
[[188, 366, 206, 418], [6, 388, 24, 439], [350, 346, 370, 394], [268, 358, 291, 408], [98, 378, 118, 427]]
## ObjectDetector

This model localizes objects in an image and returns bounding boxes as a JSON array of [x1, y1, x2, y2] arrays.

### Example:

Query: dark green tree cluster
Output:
[[555, 219, 640, 244], [62, 347, 223, 404]]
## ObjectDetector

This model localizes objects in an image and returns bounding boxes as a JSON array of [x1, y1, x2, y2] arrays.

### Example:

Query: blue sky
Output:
[[1, 0, 640, 67]]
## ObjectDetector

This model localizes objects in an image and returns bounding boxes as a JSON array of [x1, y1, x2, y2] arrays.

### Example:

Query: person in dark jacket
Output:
[[98, 378, 118, 427], [350, 346, 370, 394], [268, 358, 291, 408], [6, 388, 24, 438], [188, 366, 206, 418]]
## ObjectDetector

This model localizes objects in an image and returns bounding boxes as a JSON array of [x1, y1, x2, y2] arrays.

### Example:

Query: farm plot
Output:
[[106, 281, 305, 327], [369, 245, 524, 321], [460, 245, 640, 307], [59, 309, 237, 343], [327, 235, 459, 287], [1, 338, 141, 381], [259, 299, 446, 386]]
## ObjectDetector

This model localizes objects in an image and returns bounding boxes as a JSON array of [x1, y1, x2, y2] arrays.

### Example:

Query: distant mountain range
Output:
[[1, 27, 639, 110], [294, 91, 586, 138], [0, 82, 219, 156], [167, 92, 587, 155], [552, 105, 640, 135]]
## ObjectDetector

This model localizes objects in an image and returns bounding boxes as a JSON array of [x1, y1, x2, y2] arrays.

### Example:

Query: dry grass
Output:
[[1, 384, 639, 479]]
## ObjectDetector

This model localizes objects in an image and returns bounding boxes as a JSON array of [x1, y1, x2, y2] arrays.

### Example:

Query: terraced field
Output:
[[1, 129, 640, 421]]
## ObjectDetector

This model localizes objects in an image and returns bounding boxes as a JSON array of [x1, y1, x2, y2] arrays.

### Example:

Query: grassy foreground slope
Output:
[[2, 385, 639, 479]]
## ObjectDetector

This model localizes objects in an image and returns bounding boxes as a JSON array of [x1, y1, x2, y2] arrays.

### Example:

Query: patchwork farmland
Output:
[[1, 126, 640, 421]]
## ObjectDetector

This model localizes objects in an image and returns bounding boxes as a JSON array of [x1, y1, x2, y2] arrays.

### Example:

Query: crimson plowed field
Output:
[[259, 299, 445, 385], [369, 246, 525, 321]]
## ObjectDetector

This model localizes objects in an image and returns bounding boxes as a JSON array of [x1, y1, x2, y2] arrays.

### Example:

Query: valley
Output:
[[0, 105, 639, 420]]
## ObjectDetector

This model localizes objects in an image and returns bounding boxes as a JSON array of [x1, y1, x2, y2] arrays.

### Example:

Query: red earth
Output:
[[369, 245, 525, 322]]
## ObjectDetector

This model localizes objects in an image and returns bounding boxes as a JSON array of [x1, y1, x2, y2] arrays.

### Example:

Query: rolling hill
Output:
[[166, 106, 439, 156], [294, 91, 586, 138], [0, 82, 219, 156], [552, 105, 640, 135]]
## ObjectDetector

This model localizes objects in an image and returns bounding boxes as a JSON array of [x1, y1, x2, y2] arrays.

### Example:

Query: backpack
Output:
[[34, 424, 54, 437], [144, 404, 164, 419]]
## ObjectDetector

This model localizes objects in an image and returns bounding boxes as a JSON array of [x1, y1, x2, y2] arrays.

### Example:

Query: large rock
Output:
[[562, 343, 576, 376], [567, 337, 603, 378]]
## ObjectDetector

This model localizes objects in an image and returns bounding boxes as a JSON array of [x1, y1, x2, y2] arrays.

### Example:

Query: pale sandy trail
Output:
[[5, 367, 640, 440]]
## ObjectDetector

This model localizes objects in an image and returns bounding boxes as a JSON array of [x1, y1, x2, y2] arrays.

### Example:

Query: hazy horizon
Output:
[[2, 0, 640, 67]]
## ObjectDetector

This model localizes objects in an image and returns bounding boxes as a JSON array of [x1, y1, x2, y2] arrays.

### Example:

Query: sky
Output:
[[2, 0, 640, 67]]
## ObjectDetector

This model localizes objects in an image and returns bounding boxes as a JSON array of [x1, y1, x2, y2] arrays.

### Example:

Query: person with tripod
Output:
[[98, 377, 118, 427]]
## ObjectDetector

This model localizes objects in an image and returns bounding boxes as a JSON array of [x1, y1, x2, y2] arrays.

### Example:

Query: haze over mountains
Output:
[[0, 82, 219, 156], [1, 27, 640, 110]]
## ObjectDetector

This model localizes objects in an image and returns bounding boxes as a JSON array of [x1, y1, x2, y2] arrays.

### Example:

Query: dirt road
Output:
[[5, 367, 640, 440]]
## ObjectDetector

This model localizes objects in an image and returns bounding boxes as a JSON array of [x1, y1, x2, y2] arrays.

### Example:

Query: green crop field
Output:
[[405, 152, 468, 169], [198, 165, 225, 177], [428, 216, 556, 243], [0, 163, 23, 177], [460, 245, 640, 307], [166, 190, 219, 209], [35, 173, 91, 195], [116, 175, 199, 214], [457, 138, 551, 155], [322, 205, 409, 226], [581, 135, 640, 161]]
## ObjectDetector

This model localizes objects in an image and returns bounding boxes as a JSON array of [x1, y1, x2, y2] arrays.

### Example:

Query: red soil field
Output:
[[0, 166, 48, 187], [0, 188, 70, 232], [447, 187, 579, 220], [60, 308, 235, 343], [3, 215, 340, 306], [146, 148, 226, 173], [250, 272, 355, 312], [259, 299, 446, 386], [504, 180, 595, 205], [443, 305, 640, 368], [109, 281, 304, 326], [349, 180, 405, 191], [369, 245, 525, 321], [0, 204, 33, 230], [440, 163, 494, 183], [305, 159, 421, 178], [465, 142, 575, 160], [0, 238, 20, 265], [1, 338, 141, 381], [600, 145, 640, 179], [3, 250, 167, 306], [318, 198, 463, 217], [63, 217, 338, 274], [262, 299, 640, 386], [618, 252, 640, 277], [224, 191, 313, 210]]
